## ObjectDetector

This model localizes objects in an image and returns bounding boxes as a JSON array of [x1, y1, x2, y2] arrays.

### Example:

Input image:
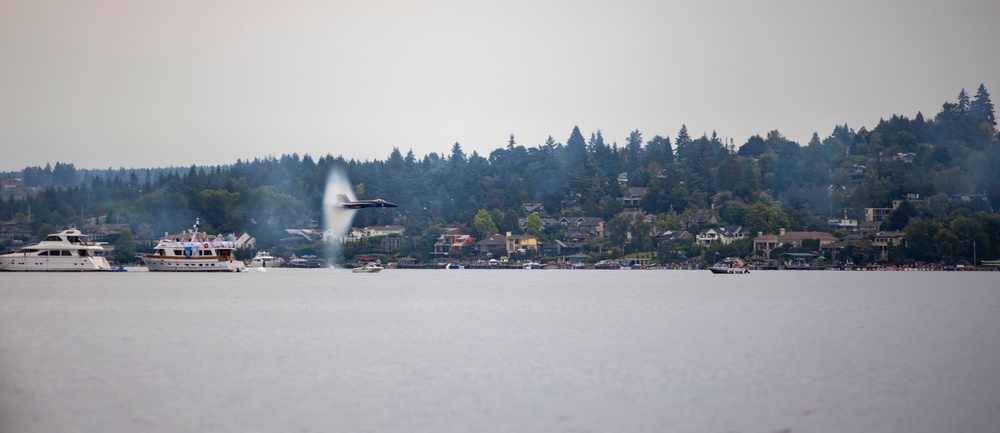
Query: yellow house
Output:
[[505, 232, 538, 254]]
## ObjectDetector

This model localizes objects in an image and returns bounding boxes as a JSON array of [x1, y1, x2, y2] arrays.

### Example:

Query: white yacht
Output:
[[141, 220, 246, 272], [0, 229, 112, 272], [248, 251, 281, 268]]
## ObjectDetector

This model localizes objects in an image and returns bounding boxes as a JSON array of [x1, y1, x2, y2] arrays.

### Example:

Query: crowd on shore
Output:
[[395, 259, 999, 271]]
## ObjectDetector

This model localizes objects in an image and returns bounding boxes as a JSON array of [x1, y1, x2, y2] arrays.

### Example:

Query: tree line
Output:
[[1, 85, 998, 265]]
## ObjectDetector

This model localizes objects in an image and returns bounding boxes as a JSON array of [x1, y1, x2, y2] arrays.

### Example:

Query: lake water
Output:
[[1, 269, 998, 433]]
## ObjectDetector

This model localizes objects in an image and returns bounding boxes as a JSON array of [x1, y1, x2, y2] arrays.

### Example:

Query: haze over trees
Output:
[[1, 86, 998, 266]]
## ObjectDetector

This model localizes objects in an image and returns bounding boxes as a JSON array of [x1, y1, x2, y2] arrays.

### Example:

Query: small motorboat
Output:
[[709, 257, 750, 274], [352, 258, 383, 273]]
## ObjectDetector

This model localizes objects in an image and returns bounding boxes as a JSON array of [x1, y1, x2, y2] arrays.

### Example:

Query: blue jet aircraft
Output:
[[336, 194, 398, 209]]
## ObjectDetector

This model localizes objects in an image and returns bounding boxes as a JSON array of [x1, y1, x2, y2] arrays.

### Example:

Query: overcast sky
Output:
[[1, 0, 997, 172]]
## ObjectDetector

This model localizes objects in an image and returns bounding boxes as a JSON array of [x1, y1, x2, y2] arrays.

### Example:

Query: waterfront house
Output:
[[696, 226, 747, 245], [616, 172, 629, 186], [857, 221, 882, 236], [828, 218, 858, 232], [576, 217, 606, 239], [346, 225, 405, 251], [280, 228, 321, 249], [539, 239, 580, 257], [873, 231, 907, 260], [0, 224, 33, 242], [660, 230, 693, 241], [864, 207, 893, 222], [82, 223, 131, 243], [753, 229, 839, 256], [540, 217, 561, 228], [892, 193, 928, 209], [819, 234, 863, 257], [952, 192, 990, 206], [619, 187, 647, 206], [475, 233, 507, 258], [523, 202, 545, 213], [432, 229, 474, 258], [680, 209, 719, 230], [830, 164, 867, 184], [505, 232, 538, 255], [234, 232, 256, 250], [562, 216, 606, 240]]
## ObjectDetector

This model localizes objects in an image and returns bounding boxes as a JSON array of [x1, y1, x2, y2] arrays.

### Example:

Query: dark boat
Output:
[[709, 257, 749, 274]]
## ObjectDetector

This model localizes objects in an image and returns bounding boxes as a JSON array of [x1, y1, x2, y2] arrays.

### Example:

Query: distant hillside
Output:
[[2, 86, 997, 266]]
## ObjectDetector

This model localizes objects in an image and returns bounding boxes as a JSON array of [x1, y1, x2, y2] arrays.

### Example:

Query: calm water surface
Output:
[[2, 269, 999, 433]]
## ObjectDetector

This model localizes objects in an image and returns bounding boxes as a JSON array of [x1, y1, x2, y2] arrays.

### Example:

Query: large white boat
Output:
[[0, 229, 111, 272], [141, 220, 246, 272]]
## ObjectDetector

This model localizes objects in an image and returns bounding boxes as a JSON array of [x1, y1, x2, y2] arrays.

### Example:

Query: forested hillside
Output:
[[2, 86, 998, 266]]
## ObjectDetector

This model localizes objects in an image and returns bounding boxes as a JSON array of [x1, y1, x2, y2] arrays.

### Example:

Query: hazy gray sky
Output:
[[2, 0, 997, 171]]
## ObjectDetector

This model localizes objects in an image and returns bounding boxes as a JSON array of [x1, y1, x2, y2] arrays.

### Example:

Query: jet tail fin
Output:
[[337, 194, 350, 203]]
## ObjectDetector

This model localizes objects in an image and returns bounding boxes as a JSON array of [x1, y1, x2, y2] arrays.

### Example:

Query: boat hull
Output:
[[709, 266, 749, 274], [352, 266, 383, 273], [0, 228, 112, 272], [248, 259, 277, 268], [0, 256, 111, 272], [142, 256, 246, 272]]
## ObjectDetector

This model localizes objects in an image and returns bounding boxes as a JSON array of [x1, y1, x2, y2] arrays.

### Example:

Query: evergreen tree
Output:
[[674, 124, 692, 161], [590, 130, 621, 182], [737, 134, 767, 158], [957, 88, 970, 113], [642, 135, 672, 166], [449, 142, 467, 165], [639, 176, 666, 214], [113, 227, 137, 264], [565, 126, 588, 165], [500, 209, 520, 234], [624, 129, 643, 171], [715, 153, 743, 194], [970, 84, 997, 132], [935, 90, 976, 144], [734, 161, 761, 200], [821, 136, 847, 166], [563, 126, 592, 197], [882, 201, 917, 231]]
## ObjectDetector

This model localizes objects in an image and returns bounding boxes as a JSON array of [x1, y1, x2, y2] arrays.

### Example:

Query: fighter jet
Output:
[[336, 194, 398, 209]]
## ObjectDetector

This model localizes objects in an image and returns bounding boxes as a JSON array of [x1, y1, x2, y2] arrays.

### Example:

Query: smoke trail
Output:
[[322, 169, 357, 267]]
